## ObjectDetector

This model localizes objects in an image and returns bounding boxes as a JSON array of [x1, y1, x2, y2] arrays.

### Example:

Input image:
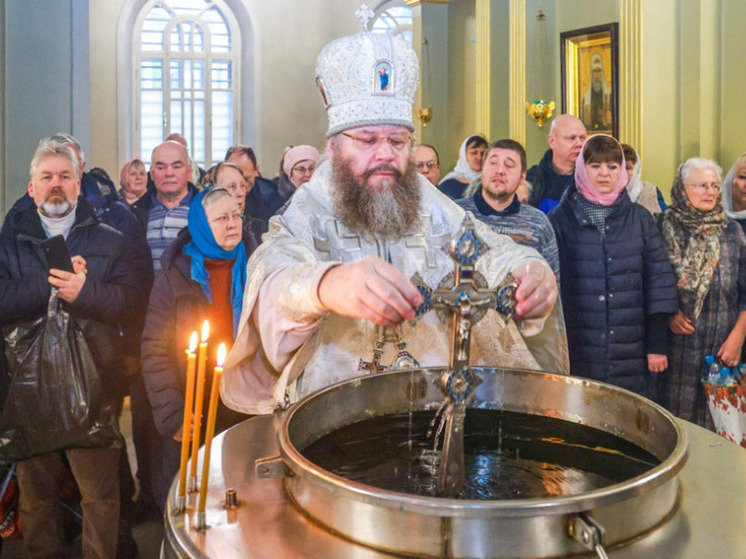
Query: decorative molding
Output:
[[475, 0, 491, 137], [509, 0, 526, 145], [619, 0, 642, 149]]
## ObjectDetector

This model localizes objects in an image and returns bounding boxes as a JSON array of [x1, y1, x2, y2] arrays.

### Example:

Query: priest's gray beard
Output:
[[330, 155, 421, 238]]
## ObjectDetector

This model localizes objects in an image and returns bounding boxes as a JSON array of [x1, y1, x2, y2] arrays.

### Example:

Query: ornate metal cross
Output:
[[411, 216, 517, 497]]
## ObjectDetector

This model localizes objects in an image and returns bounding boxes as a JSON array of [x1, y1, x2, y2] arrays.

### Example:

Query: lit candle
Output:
[[197, 343, 226, 528], [189, 320, 209, 492], [175, 332, 198, 512]]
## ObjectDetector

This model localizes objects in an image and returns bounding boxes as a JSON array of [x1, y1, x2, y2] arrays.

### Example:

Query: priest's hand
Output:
[[317, 256, 422, 328], [510, 260, 557, 320]]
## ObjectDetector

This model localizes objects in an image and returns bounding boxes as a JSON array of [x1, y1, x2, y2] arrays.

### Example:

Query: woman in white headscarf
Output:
[[621, 144, 664, 215], [438, 135, 488, 200], [722, 152, 746, 233]]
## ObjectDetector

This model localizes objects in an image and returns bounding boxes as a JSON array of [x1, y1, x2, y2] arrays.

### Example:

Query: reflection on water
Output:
[[302, 409, 659, 500]]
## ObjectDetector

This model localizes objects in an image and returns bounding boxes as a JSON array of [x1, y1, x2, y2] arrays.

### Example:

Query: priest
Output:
[[223, 13, 568, 414]]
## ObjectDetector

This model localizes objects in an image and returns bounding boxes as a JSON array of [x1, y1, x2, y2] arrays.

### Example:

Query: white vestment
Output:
[[222, 162, 568, 414]]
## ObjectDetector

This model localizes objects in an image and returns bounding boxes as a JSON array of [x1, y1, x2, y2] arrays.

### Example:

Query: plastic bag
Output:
[[0, 289, 121, 461], [704, 380, 746, 448]]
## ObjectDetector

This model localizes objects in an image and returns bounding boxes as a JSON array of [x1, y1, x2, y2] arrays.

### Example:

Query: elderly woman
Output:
[[722, 152, 746, 233], [141, 187, 257, 508], [201, 161, 267, 240], [438, 135, 488, 200], [548, 134, 678, 399], [276, 144, 320, 199], [658, 158, 746, 429], [118, 158, 148, 205]]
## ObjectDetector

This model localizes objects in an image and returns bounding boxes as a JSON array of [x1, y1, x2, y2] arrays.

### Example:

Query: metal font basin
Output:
[[275, 367, 688, 558]]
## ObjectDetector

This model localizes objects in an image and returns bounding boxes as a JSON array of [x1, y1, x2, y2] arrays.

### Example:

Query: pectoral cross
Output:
[[410, 217, 517, 497]]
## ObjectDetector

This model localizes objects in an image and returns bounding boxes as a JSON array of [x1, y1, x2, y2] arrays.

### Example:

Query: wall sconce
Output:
[[526, 10, 555, 128], [418, 38, 434, 126], [417, 107, 433, 126]]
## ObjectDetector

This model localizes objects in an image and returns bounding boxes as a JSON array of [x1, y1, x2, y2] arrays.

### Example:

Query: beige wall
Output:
[[87, 0, 746, 193], [89, 0, 124, 182], [89, 0, 353, 180], [721, 0, 746, 172]]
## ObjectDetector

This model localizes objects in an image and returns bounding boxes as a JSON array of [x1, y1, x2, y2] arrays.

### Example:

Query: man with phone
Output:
[[0, 137, 144, 558]]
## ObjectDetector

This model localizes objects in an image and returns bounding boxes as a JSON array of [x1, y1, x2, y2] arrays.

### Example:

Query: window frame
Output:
[[131, 0, 242, 168]]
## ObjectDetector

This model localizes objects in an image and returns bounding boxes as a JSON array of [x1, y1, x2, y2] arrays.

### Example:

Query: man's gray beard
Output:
[[330, 156, 421, 239], [40, 199, 75, 218], [592, 78, 603, 93]]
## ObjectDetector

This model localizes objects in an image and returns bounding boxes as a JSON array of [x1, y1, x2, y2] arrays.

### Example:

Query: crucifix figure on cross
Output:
[[411, 216, 518, 497]]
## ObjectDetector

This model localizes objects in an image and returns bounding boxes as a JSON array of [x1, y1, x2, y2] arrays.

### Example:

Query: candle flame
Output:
[[201, 320, 210, 343], [217, 343, 227, 367], [189, 331, 198, 353]]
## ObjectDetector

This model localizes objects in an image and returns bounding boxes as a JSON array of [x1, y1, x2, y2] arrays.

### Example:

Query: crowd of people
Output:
[[0, 17, 745, 559]]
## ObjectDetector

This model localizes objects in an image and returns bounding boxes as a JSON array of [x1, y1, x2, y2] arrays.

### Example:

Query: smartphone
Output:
[[41, 235, 74, 273]]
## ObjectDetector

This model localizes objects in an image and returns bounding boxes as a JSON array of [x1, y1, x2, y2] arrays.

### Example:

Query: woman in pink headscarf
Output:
[[548, 134, 678, 399]]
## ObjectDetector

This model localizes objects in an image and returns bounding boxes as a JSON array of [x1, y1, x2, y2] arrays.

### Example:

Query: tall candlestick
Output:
[[197, 343, 226, 530], [189, 320, 210, 492], [175, 331, 198, 513]]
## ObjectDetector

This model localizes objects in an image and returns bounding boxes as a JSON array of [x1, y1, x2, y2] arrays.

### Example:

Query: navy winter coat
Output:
[[548, 186, 678, 398]]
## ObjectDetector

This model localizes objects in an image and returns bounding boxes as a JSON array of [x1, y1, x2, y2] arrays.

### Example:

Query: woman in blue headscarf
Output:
[[141, 187, 256, 509]]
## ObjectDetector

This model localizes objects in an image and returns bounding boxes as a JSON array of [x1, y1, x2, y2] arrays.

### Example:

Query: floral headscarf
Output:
[[658, 160, 727, 320]]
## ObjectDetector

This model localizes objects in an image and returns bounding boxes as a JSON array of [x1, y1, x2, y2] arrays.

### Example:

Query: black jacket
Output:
[[548, 186, 678, 398], [246, 177, 286, 225], [527, 149, 576, 214], [0, 198, 147, 385]]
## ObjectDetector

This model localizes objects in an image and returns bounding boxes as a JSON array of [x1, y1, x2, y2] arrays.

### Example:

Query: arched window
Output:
[[133, 0, 240, 168], [372, 1, 413, 45]]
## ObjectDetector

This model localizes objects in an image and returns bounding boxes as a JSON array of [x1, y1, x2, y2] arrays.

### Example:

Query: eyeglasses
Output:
[[292, 165, 316, 175], [341, 132, 414, 151], [415, 161, 438, 170], [210, 212, 243, 227], [685, 182, 721, 193]]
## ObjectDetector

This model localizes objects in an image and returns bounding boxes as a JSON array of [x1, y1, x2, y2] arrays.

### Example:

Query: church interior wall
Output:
[[1, 0, 90, 218], [410, 2, 450, 171], [487, 1, 510, 150], [3, 1, 746, 215], [523, 0, 558, 166], [443, 0, 478, 173], [721, 0, 746, 172]]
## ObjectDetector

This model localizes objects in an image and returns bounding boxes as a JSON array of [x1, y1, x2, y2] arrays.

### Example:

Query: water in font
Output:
[[302, 409, 660, 500]]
